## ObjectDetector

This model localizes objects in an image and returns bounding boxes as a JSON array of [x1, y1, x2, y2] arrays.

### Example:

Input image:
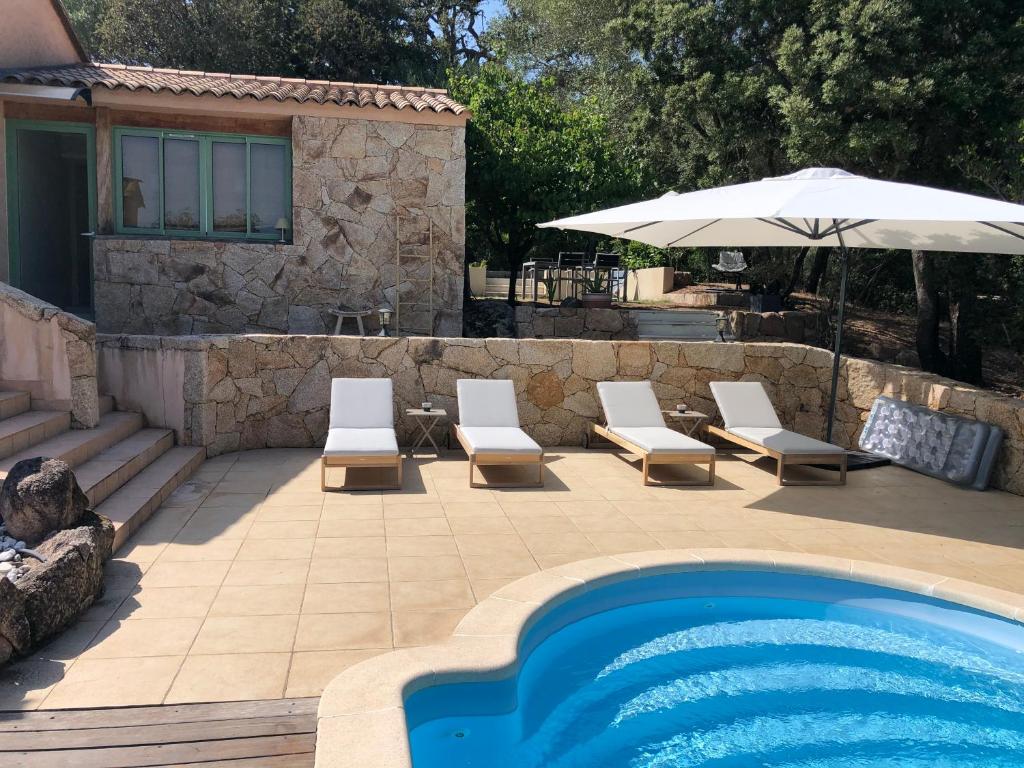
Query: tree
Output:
[[449, 63, 634, 303]]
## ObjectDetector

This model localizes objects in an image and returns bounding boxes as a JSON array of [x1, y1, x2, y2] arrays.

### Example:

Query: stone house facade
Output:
[[0, 6, 468, 336]]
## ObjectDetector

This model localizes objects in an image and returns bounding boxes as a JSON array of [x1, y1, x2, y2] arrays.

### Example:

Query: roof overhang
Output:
[[0, 82, 90, 104]]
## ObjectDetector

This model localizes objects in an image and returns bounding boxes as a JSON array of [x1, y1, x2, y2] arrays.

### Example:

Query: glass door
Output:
[[6, 120, 96, 317]]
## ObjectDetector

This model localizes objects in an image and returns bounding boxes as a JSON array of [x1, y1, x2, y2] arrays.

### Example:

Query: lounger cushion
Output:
[[596, 382, 666, 429], [710, 381, 783, 429], [728, 427, 844, 455], [330, 378, 394, 429], [323, 428, 399, 457], [458, 427, 542, 455], [457, 380, 520, 427], [610, 426, 714, 455]]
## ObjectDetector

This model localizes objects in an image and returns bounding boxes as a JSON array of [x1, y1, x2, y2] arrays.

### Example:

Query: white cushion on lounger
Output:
[[323, 428, 399, 457], [709, 381, 783, 429], [458, 427, 542, 455], [330, 378, 394, 429], [609, 426, 713, 455], [728, 427, 844, 455], [596, 381, 666, 428], [457, 379, 520, 427]]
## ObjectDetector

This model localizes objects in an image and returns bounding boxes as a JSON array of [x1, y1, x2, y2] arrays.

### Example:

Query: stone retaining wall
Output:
[[92, 115, 465, 336], [98, 334, 1024, 495], [728, 309, 821, 344], [0, 282, 98, 427], [513, 305, 638, 339]]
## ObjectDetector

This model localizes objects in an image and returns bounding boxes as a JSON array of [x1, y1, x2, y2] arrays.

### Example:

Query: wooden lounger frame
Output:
[[705, 425, 847, 486], [452, 424, 544, 488], [586, 423, 716, 486], [321, 454, 403, 491]]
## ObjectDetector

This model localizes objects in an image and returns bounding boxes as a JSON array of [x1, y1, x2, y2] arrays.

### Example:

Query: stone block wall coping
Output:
[[314, 548, 1024, 768]]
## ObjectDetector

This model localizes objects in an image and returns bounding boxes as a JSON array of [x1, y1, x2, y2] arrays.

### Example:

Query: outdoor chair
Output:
[[707, 381, 847, 486], [713, 250, 748, 290], [588, 381, 716, 486], [321, 378, 402, 491], [520, 258, 556, 301], [452, 379, 544, 488]]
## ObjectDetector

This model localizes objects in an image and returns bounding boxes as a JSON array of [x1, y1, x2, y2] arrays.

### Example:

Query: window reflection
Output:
[[163, 138, 200, 231], [121, 135, 160, 229], [212, 142, 246, 233]]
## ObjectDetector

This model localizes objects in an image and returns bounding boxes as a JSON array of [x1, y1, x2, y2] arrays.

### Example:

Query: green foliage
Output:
[[448, 63, 635, 296]]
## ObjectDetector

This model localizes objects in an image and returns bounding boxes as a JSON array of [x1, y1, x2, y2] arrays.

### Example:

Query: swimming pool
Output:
[[406, 570, 1024, 767]]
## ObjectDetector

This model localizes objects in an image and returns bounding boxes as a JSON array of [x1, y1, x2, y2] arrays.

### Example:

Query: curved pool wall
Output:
[[314, 549, 1024, 768]]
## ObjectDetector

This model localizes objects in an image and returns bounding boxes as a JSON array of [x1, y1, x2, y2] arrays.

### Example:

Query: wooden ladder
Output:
[[395, 213, 435, 336]]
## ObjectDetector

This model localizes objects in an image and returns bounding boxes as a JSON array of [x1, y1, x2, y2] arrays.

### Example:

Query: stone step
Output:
[[96, 446, 207, 551], [98, 394, 114, 416], [0, 410, 71, 461], [632, 310, 721, 324], [74, 428, 175, 508], [0, 411, 143, 475], [0, 391, 31, 421]]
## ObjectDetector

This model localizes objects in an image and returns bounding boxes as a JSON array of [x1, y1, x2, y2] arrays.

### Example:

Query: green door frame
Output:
[[4, 119, 97, 299]]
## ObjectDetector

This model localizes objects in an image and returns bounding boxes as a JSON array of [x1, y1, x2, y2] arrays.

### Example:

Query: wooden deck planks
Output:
[[0, 698, 318, 768]]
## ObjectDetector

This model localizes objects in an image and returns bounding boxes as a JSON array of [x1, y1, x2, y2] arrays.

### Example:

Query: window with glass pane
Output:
[[163, 138, 200, 230], [250, 143, 288, 235], [212, 142, 246, 233], [120, 135, 160, 229]]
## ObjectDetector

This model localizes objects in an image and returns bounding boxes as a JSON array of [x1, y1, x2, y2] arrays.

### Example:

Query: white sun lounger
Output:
[[321, 378, 402, 491], [453, 379, 544, 488], [708, 381, 847, 486], [589, 381, 716, 486]]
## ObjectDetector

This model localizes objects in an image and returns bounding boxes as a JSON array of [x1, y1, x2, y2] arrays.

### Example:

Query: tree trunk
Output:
[[783, 247, 810, 301], [911, 250, 946, 374], [947, 289, 984, 385], [806, 248, 830, 294]]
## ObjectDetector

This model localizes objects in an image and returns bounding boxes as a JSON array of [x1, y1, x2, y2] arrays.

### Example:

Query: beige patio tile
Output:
[[447, 516, 516, 534], [386, 535, 459, 556], [317, 518, 386, 538], [384, 517, 452, 537], [388, 555, 466, 582], [302, 582, 390, 614], [248, 520, 320, 540], [313, 536, 386, 558], [157, 538, 243, 563], [509, 515, 578, 533], [114, 586, 219, 621], [294, 612, 393, 651], [320, 505, 385, 521], [625, 512, 708, 532], [191, 615, 299, 655], [443, 501, 506, 518], [390, 579, 476, 611], [174, 508, 257, 543], [323, 492, 383, 507], [569, 514, 643, 533], [650, 531, 728, 549], [521, 532, 598, 556], [307, 557, 389, 583], [235, 537, 315, 561], [256, 505, 324, 522], [534, 552, 594, 569], [285, 649, 390, 698], [556, 500, 619, 515], [462, 553, 539, 580], [140, 560, 231, 588], [470, 578, 517, 600], [223, 559, 310, 586], [393, 609, 468, 647], [381, 502, 446, 519], [262, 491, 325, 507], [713, 530, 796, 550], [166, 653, 291, 703], [498, 501, 563, 517], [454, 533, 531, 557], [584, 531, 663, 555], [42, 656, 184, 709], [209, 584, 306, 616], [199, 492, 266, 510]]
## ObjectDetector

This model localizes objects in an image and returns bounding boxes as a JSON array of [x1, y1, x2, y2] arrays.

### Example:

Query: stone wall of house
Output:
[[513, 305, 638, 340], [0, 282, 98, 427], [98, 334, 1024, 495], [91, 115, 465, 336]]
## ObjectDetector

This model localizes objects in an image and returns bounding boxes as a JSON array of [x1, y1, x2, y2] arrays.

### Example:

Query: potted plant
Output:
[[468, 260, 488, 297], [579, 272, 613, 308]]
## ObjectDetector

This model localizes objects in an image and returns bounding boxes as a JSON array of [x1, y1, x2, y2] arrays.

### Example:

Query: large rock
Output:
[[0, 458, 89, 546], [18, 512, 114, 646], [0, 578, 30, 664]]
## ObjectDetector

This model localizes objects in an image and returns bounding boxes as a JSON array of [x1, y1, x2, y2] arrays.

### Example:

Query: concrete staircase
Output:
[[632, 309, 729, 341], [0, 389, 205, 550]]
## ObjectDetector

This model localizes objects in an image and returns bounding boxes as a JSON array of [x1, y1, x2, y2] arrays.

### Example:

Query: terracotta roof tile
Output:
[[0, 62, 468, 115]]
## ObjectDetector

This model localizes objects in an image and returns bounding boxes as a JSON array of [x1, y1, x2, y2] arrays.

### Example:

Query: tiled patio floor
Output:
[[2, 447, 1023, 710]]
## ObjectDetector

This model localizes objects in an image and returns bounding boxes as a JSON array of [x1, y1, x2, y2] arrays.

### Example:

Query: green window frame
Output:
[[112, 127, 292, 241]]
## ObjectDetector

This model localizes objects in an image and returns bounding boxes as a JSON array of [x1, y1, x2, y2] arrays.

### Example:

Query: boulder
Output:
[[462, 299, 515, 338], [17, 512, 114, 646], [0, 458, 89, 547], [0, 578, 30, 664]]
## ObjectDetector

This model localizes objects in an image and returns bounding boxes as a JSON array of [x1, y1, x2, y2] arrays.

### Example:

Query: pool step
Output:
[[96, 446, 207, 551]]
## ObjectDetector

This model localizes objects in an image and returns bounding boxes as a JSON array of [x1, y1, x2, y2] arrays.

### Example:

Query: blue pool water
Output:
[[406, 571, 1024, 767]]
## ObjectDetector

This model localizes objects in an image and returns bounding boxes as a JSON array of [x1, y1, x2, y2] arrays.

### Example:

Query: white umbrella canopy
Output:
[[539, 168, 1024, 254], [538, 167, 1024, 446]]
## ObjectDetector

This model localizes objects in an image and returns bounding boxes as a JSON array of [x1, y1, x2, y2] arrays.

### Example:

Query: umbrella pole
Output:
[[826, 232, 850, 444]]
